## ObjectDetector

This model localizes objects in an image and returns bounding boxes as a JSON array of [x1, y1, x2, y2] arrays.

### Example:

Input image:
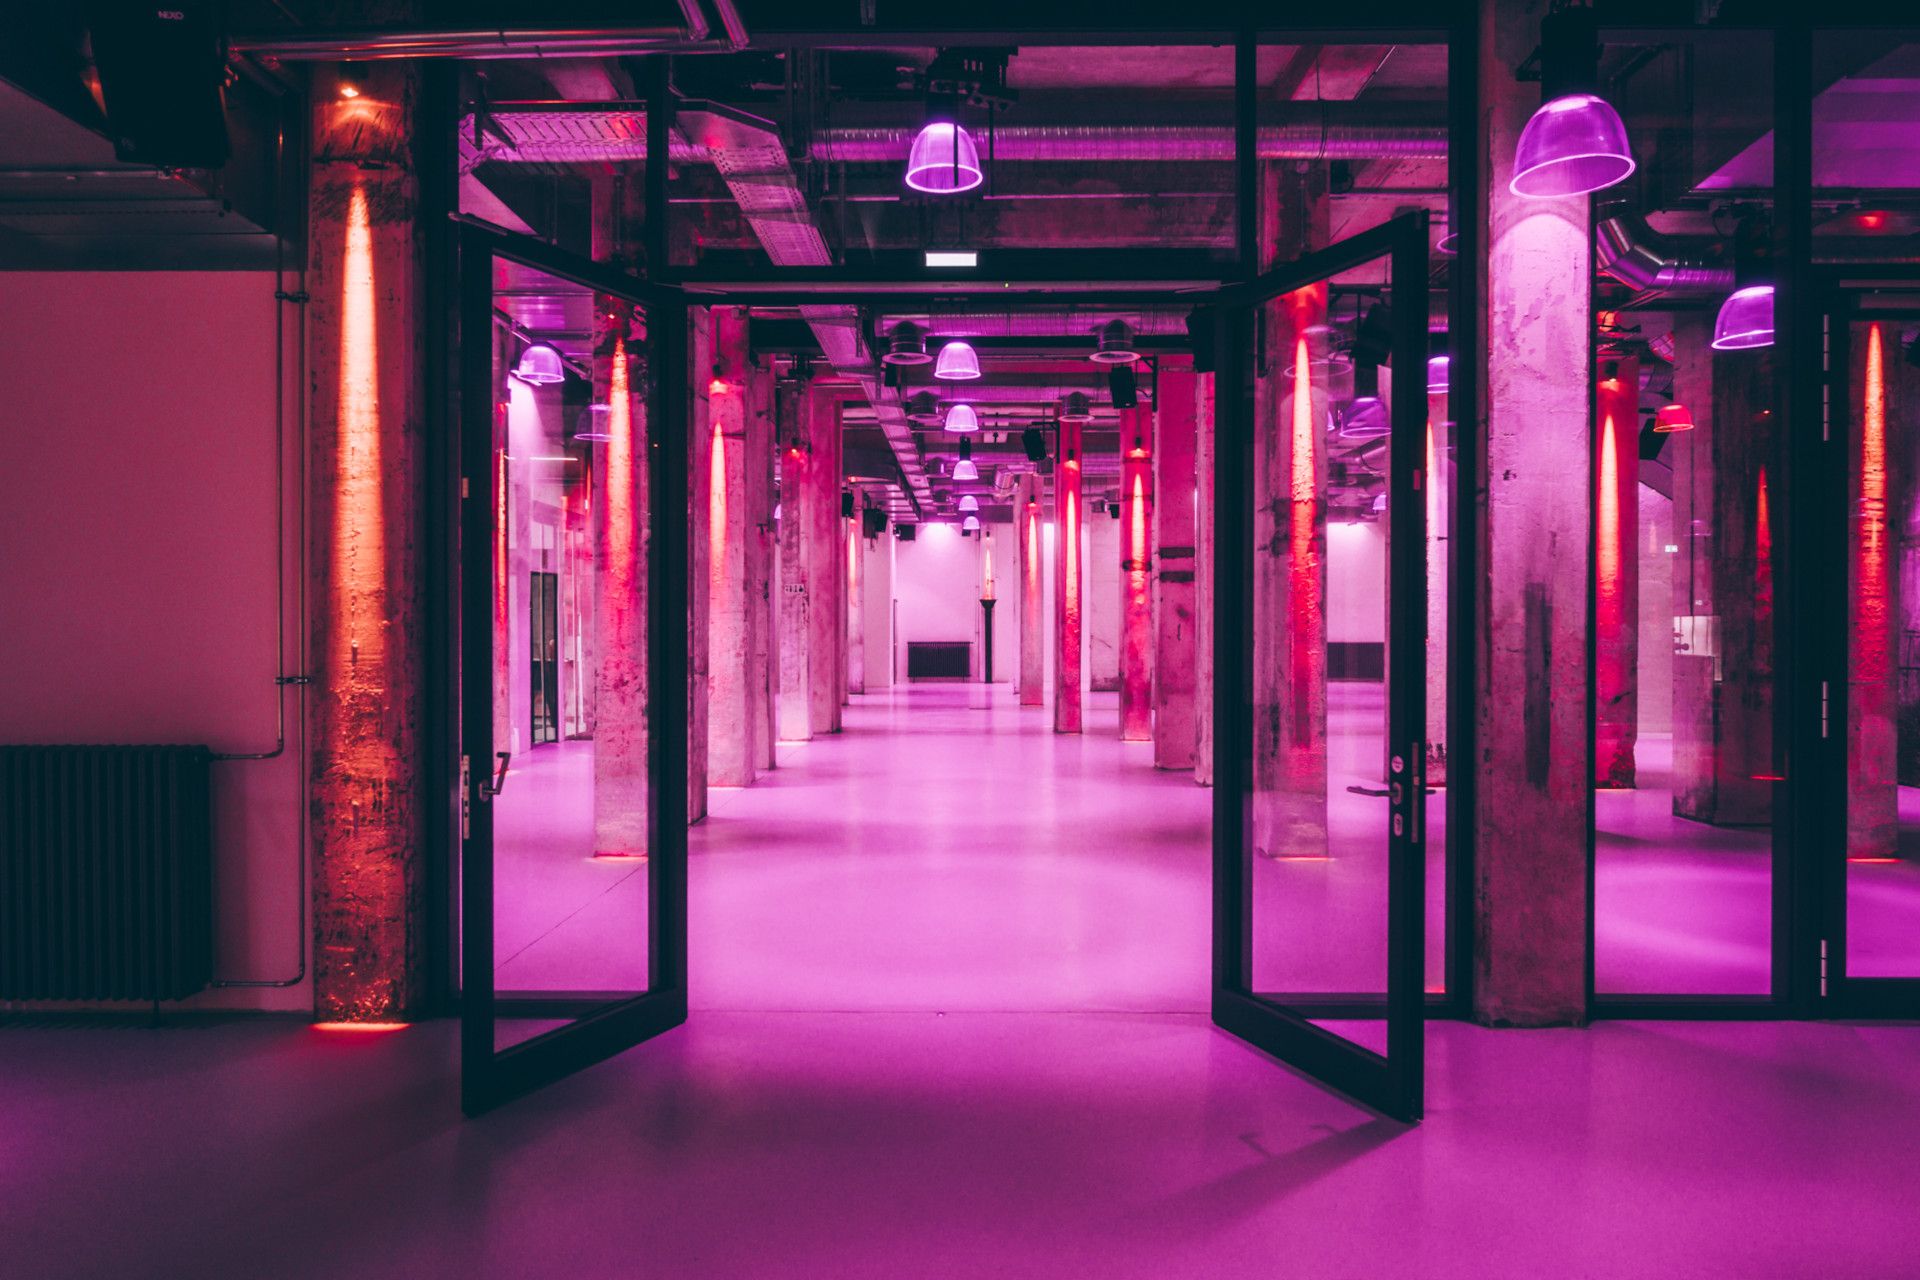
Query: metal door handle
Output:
[[483, 750, 512, 797]]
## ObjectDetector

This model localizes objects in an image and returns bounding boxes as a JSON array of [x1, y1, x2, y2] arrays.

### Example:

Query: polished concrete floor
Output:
[[10, 685, 1920, 1277]]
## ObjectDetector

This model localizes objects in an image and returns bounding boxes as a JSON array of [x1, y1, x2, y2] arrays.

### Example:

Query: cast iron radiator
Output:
[[0, 745, 214, 1001], [906, 641, 971, 680]]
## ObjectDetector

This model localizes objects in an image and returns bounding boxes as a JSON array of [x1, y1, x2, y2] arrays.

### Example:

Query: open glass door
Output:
[[1823, 280, 1920, 1018], [459, 225, 688, 1114], [1213, 213, 1429, 1121]]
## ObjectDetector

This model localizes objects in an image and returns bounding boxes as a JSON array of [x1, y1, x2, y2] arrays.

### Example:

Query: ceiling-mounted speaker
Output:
[[1186, 306, 1217, 373], [862, 507, 887, 537], [1108, 364, 1138, 410], [90, 1, 232, 168], [896, 523, 918, 541], [1021, 426, 1047, 462]]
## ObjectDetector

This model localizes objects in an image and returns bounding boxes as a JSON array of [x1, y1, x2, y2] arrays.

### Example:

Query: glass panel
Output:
[[667, 44, 1239, 272], [1591, 31, 1777, 996], [1248, 246, 1416, 1040], [485, 258, 652, 1049], [1816, 33, 1920, 985]]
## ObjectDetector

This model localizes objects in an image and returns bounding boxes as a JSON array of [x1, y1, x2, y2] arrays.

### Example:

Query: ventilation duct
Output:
[[1594, 201, 1734, 295]]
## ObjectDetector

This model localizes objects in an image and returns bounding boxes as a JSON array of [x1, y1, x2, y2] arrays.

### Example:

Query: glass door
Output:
[[1213, 213, 1429, 1121], [1823, 281, 1920, 1017], [459, 225, 689, 1114]]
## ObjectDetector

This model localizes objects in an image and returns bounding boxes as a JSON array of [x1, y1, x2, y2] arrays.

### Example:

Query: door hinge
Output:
[[1821, 680, 1830, 739], [1819, 938, 1829, 998], [459, 754, 471, 841]]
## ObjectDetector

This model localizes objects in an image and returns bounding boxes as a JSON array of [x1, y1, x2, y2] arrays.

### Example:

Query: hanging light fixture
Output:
[[905, 391, 944, 424], [1090, 319, 1140, 364], [883, 322, 932, 365], [934, 339, 982, 380], [944, 403, 980, 433], [1427, 354, 1450, 394], [574, 404, 613, 443], [1340, 362, 1391, 440], [1510, 6, 1636, 200], [905, 122, 984, 194], [512, 342, 567, 385], [1058, 391, 1094, 422], [962, 514, 981, 532], [951, 436, 980, 483], [1653, 403, 1695, 433], [1712, 285, 1775, 351], [958, 495, 980, 513]]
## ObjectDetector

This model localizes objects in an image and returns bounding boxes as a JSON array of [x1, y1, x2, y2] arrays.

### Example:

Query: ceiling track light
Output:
[[1511, 4, 1635, 200]]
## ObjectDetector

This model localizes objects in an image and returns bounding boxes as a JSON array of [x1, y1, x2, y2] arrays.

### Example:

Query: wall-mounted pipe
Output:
[[1594, 201, 1734, 295]]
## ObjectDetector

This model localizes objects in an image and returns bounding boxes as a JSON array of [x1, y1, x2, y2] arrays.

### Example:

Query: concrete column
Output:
[[1195, 370, 1216, 786], [1849, 323, 1896, 856], [686, 307, 712, 823], [1252, 281, 1331, 860], [1155, 366, 1199, 769], [775, 383, 812, 742], [1017, 473, 1046, 706], [1671, 315, 1775, 824], [1054, 419, 1085, 733], [1119, 406, 1155, 742], [1474, 0, 1592, 1025], [1594, 358, 1640, 789], [746, 360, 777, 770], [808, 389, 844, 735], [591, 318, 650, 859], [307, 63, 425, 1021], [706, 308, 756, 788]]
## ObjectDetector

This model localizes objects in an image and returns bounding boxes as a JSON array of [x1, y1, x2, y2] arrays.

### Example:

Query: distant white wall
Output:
[[892, 522, 1014, 680], [1326, 520, 1388, 643], [1087, 513, 1121, 688], [1638, 485, 1674, 735], [860, 529, 894, 688]]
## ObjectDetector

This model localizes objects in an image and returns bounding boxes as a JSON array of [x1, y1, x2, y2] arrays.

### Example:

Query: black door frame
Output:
[[457, 222, 691, 1115], [1211, 212, 1431, 1123]]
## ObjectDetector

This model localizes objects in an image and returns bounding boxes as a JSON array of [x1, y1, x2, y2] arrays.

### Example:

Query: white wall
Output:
[[860, 529, 894, 688], [1326, 520, 1389, 643], [1087, 512, 1121, 689], [1638, 485, 1675, 735], [0, 271, 304, 1010], [892, 522, 1014, 681]]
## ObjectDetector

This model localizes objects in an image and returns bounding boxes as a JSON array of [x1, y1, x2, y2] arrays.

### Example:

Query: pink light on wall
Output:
[[1287, 301, 1322, 754], [595, 334, 646, 861], [1850, 324, 1896, 859], [709, 421, 728, 587], [1594, 362, 1640, 788]]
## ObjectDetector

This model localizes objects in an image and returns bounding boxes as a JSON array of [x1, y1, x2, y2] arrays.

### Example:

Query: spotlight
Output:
[[1091, 319, 1139, 364], [883, 322, 931, 365], [1186, 306, 1217, 373], [1108, 364, 1139, 410], [842, 492, 855, 519], [1021, 426, 1048, 462]]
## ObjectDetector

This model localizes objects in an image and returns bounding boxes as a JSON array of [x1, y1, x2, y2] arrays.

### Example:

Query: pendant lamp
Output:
[[962, 515, 981, 532], [952, 436, 980, 483], [935, 339, 981, 381], [1426, 354, 1450, 394], [1510, 7, 1635, 200], [1058, 391, 1094, 422], [945, 403, 980, 433], [958, 495, 980, 513], [512, 343, 567, 385], [1711, 286, 1774, 351], [1090, 320, 1140, 364], [905, 122, 985, 194], [1653, 403, 1694, 433]]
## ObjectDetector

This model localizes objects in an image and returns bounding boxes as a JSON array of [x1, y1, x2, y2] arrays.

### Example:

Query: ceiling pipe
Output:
[[232, 2, 747, 59], [1594, 201, 1734, 294], [814, 118, 1448, 164]]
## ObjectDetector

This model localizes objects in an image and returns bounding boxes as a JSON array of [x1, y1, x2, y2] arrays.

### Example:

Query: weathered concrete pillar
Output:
[[1120, 406, 1155, 742], [1054, 419, 1085, 733], [1849, 322, 1897, 856], [1671, 315, 1775, 824], [686, 307, 712, 823], [775, 383, 813, 742], [808, 388, 845, 734], [1017, 472, 1046, 705], [1594, 357, 1640, 788], [307, 63, 425, 1021], [746, 360, 777, 770], [706, 308, 757, 788], [1252, 281, 1331, 860], [1156, 366, 1199, 769], [591, 319, 650, 859], [1195, 370, 1215, 786], [1474, 0, 1592, 1025]]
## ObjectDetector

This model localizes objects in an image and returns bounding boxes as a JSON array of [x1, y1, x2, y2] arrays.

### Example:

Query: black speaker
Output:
[[842, 492, 855, 518], [1187, 307, 1217, 373], [1108, 364, 1138, 410], [1022, 426, 1047, 462], [896, 523, 918, 541], [91, 2, 232, 169], [862, 507, 887, 538]]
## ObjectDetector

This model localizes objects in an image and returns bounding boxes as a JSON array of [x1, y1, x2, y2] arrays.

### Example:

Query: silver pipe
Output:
[[814, 122, 1449, 164], [1594, 202, 1734, 294], [230, 27, 723, 61]]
